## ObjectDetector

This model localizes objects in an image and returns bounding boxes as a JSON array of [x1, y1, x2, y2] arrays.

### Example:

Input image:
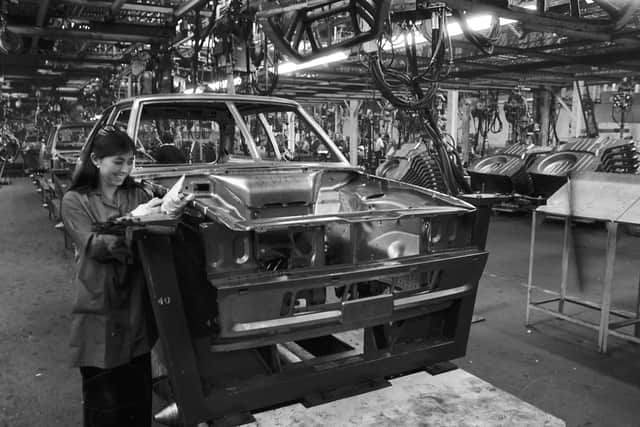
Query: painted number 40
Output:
[[157, 296, 171, 305]]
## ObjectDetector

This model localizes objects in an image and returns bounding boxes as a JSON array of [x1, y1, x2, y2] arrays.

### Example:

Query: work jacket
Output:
[[61, 184, 156, 369]]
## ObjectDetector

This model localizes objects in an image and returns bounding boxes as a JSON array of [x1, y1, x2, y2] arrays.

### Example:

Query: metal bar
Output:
[[202, 339, 467, 421], [137, 234, 209, 425], [31, 0, 174, 14], [528, 305, 601, 332], [257, 0, 349, 18], [559, 216, 571, 313], [7, 24, 172, 43], [609, 317, 640, 330], [607, 329, 640, 346], [276, 343, 302, 364], [110, 0, 128, 15], [226, 101, 261, 160], [547, 294, 635, 319], [444, 0, 611, 33], [449, 47, 640, 79], [526, 211, 537, 326], [281, 342, 315, 361], [598, 221, 618, 353], [613, 1, 640, 30], [569, 0, 580, 17], [531, 297, 562, 306], [30, 0, 51, 53], [174, 0, 209, 18], [636, 271, 640, 337]]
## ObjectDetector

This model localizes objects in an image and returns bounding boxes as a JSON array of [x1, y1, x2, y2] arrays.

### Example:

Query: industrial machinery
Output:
[[90, 93, 490, 426]]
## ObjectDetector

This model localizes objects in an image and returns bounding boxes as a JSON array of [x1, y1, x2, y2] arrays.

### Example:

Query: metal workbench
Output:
[[526, 172, 640, 352]]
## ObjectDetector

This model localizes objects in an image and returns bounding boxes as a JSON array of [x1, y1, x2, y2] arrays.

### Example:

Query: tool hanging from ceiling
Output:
[[471, 90, 502, 156]]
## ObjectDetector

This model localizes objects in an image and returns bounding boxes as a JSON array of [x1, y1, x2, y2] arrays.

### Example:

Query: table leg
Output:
[[526, 211, 537, 326], [598, 221, 618, 353], [635, 271, 640, 338], [559, 216, 571, 314]]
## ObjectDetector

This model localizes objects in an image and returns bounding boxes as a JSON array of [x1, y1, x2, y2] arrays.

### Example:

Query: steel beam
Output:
[[442, 0, 640, 45], [7, 23, 173, 43], [174, 0, 209, 18], [449, 47, 640, 78], [23, 0, 174, 14], [30, 0, 51, 53], [111, 0, 129, 15]]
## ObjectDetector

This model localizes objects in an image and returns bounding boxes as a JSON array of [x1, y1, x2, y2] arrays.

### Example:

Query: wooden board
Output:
[[242, 369, 565, 427]]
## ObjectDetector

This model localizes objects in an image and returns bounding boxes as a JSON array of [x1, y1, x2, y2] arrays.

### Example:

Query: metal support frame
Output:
[[135, 228, 486, 425], [526, 211, 640, 352]]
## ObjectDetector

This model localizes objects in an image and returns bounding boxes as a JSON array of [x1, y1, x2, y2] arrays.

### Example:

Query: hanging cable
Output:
[[450, 9, 499, 56]]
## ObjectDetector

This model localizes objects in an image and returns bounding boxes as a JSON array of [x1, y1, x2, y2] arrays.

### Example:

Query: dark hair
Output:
[[69, 125, 137, 192]]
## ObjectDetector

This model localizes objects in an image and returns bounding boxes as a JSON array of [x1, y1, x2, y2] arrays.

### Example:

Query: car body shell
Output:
[[82, 93, 489, 425]]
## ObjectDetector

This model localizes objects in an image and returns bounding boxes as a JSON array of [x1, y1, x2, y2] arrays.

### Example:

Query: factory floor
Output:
[[1, 177, 639, 427]]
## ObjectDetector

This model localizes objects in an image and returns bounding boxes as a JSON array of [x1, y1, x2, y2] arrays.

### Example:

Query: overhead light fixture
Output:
[[447, 14, 522, 36], [207, 76, 242, 91], [57, 87, 80, 92], [278, 51, 349, 75]]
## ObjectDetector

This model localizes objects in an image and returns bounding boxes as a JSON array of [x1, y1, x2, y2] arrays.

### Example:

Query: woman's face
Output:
[[93, 151, 135, 188]]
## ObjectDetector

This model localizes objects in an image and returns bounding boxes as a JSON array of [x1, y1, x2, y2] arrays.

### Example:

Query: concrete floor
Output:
[[1, 177, 639, 427]]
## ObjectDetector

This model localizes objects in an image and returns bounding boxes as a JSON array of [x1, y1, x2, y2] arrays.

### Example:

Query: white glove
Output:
[[161, 192, 195, 215], [130, 197, 163, 217], [160, 175, 195, 215]]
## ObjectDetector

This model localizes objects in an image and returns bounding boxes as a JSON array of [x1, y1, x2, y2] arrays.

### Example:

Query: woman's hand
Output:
[[130, 197, 163, 217]]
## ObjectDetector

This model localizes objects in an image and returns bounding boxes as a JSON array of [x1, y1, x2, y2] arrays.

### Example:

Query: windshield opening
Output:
[[133, 100, 347, 165]]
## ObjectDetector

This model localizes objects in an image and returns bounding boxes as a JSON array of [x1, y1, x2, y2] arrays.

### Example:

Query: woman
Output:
[[61, 125, 187, 426]]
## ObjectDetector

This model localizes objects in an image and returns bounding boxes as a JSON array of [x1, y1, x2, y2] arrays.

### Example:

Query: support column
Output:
[[460, 95, 471, 165], [538, 86, 552, 146], [446, 90, 459, 148], [572, 81, 583, 138], [286, 111, 295, 153], [346, 100, 361, 166]]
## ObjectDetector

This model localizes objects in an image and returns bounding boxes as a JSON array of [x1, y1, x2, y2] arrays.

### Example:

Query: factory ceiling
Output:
[[0, 0, 639, 105]]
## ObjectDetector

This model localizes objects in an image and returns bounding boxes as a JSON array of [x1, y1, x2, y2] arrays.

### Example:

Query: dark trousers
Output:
[[80, 353, 152, 427]]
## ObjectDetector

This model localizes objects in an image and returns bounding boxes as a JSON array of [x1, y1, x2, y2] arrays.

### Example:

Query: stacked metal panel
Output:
[[376, 144, 448, 194], [598, 140, 639, 174], [467, 144, 533, 194], [526, 137, 609, 197]]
